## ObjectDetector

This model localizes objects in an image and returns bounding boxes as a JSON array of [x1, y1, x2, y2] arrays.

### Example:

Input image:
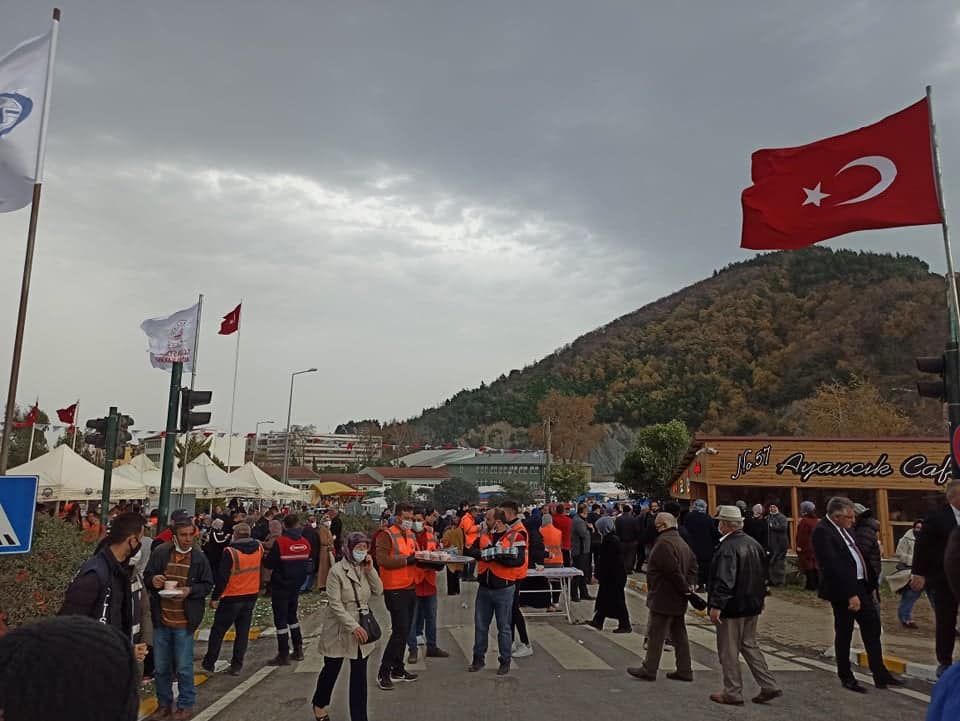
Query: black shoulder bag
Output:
[[349, 575, 382, 643]]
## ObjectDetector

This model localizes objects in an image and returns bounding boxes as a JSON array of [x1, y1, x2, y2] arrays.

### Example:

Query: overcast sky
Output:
[[1, 1, 959, 438]]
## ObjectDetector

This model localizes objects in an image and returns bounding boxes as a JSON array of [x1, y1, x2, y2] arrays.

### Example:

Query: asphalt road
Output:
[[183, 580, 934, 721]]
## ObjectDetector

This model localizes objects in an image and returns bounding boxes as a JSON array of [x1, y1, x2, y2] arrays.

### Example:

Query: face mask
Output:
[[413, 521, 424, 532], [128, 548, 142, 566], [128, 539, 143, 562], [352, 549, 368, 563], [310, 522, 318, 528], [322, 520, 332, 527], [400, 519, 414, 531], [174, 541, 192, 554]]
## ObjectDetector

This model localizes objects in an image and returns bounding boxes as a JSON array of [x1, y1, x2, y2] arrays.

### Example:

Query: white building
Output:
[[247, 431, 382, 470]]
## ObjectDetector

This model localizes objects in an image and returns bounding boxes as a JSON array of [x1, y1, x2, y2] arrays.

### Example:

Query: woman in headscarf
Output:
[[588, 515, 631, 633], [795, 501, 819, 591], [203, 517, 231, 574], [316, 514, 336, 592], [312, 532, 383, 721]]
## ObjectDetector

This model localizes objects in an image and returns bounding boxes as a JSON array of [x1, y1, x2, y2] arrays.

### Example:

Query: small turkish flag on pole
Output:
[[741, 98, 943, 250], [218, 303, 241, 335], [56, 403, 77, 424]]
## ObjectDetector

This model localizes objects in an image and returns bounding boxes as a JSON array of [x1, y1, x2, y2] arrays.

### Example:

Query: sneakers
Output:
[[512, 643, 534, 658], [426, 647, 450, 658], [408, 649, 418, 664], [391, 669, 419, 682], [267, 655, 290, 667], [468, 657, 485, 672], [377, 672, 394, 691]]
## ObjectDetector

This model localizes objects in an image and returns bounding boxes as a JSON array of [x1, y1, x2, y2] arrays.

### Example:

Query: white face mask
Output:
[[413, 521, 424, 532], [174, 541, 192, 554], [400, 519, 414, 531], [352, 549, 368, 563], [128, 549, 142, 566]]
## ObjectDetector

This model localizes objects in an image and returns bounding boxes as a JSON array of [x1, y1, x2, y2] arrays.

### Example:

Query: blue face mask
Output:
[[352, 549, 368, 563]]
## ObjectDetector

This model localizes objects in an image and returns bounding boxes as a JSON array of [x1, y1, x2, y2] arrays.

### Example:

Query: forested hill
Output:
[[404, 248, 949, 442]]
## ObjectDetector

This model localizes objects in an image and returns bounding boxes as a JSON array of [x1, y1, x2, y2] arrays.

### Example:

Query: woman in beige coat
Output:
[[313, 532, 383, 721], [316, 520, 335, 591]]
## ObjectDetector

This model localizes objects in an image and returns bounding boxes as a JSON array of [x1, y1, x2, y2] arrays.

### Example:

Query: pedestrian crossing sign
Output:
[[0, 475, 38, 555]]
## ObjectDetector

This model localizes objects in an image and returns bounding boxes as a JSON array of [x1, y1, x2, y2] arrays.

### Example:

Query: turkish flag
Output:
[[218, 303, 241, 335], [13, 404, 38, 429], [741, 99, 942, 250], [56, 403, 77, 424]]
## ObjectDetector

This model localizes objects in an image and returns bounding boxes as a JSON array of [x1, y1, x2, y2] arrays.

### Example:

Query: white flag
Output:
[[0, 30, 52, 213], [140, 303, 201, 372]]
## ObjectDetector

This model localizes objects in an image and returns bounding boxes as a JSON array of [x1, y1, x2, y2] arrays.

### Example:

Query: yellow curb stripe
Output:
[[194, 627, 265, 641], [139, 674, 210, 719], [856, 651, 907, 674]]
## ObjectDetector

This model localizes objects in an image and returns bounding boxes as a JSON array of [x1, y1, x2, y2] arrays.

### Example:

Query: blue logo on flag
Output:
[[0, 93, 33, 137], [0, 475, 39, 555]]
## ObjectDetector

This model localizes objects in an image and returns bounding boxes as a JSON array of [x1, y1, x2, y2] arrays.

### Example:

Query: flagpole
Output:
[[72, 398, 80, 451], [27, 405, 36, 462], [177, 293, 203, 505], [0, 8, 61, 475], [226, 301, 242, 471], [926, 86, 960, 336]]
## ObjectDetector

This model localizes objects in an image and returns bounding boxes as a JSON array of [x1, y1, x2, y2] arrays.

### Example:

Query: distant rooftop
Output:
[[448, 452, 547, 466], [396, 448, 477, 468]]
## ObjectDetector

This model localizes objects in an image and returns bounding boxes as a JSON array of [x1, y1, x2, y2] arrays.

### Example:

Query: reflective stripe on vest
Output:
[[379, 526, 416, 590], [277, 535, 311, 562], [476, 522, 528, 582], [222, 545, 264, 598]]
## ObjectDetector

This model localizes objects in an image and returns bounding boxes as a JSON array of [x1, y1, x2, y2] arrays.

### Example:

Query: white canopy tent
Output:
[[118, 453, 254, 499], [9, 445, 148, 502], [227, 462, 302, 501]]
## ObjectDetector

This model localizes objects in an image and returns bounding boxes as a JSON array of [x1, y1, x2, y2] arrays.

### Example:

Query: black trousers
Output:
[[203, 597, 256, 668], [621, 541, 638, 574], [379, 588, 416, 676], [511, 584, 529, 645], [830, 583, 888, 682], [931, 583, 959, 666], [571, 553, 591, 601], [562, 549, 572, 567], [271, 589, 302, 657], [313, 652, 368, 721], [447, 568, 461, 596]]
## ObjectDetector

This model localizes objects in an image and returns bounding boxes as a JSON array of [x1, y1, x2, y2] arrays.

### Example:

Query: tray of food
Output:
[[414, 550, 473, 566]]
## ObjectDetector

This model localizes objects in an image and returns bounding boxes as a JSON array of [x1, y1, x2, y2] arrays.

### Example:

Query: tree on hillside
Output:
[[547, 464, 589, 503], [616, 419, 690, 499], [529, 392, 604, 462], [8, 405, 50, 467], [788, 376, 918, 437], [430, 477, 479, 511]]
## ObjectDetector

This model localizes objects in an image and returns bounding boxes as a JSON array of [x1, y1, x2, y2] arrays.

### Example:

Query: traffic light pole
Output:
[[100, 407, 118, 519], [947, 342, 960, 480], [157, 362, 182, 527]]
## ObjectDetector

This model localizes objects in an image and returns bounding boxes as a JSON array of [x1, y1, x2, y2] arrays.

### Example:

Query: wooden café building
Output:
[[670, 435, 953, 557]]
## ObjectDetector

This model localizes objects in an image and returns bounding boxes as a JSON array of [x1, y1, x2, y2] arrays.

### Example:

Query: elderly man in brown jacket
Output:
[[628, 512, 698, 682]]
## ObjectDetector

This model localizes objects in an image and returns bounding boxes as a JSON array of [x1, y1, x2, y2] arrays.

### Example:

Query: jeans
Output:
[[301, 573, 317, 593], [898, 587, 932, 623], [313, 652, 368, 721], [203, 597, 256, 669], [407, 593, 438, 651], [271, 589, 303, 658], [380, 588, 416, 676], [473, 584, 514, 664], [153, 626, 196, 710]]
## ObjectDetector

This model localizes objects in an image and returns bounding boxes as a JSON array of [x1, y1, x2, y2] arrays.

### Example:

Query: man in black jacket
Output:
[[813, 496, 902, 693], [911, 479, 960, 676], [706, 505, 780, 706], [144, 521, 214, 720], [615, 504, 640, 575], [264, 513, 311, 665]]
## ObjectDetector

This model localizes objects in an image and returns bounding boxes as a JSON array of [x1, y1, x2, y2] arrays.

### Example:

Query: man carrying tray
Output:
[[466, 501, 528, 676], [407, 506, 451, 663]]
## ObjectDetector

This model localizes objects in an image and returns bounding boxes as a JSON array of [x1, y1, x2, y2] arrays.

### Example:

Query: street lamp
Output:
[[283, 368, 317, 485], [252, 420, 275, 464]]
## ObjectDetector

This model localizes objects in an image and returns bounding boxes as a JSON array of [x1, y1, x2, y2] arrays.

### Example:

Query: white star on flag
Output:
[[802, 182, 830, 207]]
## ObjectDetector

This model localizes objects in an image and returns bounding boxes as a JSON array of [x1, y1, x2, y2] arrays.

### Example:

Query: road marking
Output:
[[684, 624, 808, 671], [446, 625, 520, 667], [189, 666, 277, 721], [533, 624, 611, 670], [586, 626, 711, 671], [791, 656, 930, 703]]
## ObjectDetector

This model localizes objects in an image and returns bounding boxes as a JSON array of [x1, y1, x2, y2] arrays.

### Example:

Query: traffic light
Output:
[[116, 414, 134, 458], [179, 388, 212, 432], [916, 354, 948, 400], [84, 417, 108, 449]]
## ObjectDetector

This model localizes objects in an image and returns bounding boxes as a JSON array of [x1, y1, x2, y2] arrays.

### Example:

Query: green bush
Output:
[[340, 513, 378, 537], [0, 514, 96, 630]]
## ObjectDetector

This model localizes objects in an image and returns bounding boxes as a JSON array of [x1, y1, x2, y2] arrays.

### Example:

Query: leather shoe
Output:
[[666, 671, 693, 682], [874, 676, 905, 689], [709, 693, 744, 706], [426, 647, 450, 658], [627, 666, 656, 681], [149, 709, 173, 721], [173, 710, 194, 721], [752, 688, 783, 704], [841, 678, 867, 693]]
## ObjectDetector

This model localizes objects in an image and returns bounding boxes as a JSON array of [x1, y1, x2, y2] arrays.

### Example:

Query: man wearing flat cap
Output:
[[706, 505, 782, 707]]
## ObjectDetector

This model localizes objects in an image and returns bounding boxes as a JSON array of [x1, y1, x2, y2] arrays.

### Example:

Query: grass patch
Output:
[[199, 592, 328, 629]]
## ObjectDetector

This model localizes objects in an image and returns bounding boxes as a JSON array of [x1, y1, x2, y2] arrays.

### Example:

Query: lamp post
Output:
[[252, 420, 275, 464], [283, 368, 317, 485]]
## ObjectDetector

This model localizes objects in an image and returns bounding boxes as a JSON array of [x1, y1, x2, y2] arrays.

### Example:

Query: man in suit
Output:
[[910, 478, 960, 677], [812, 496, 903, 693]]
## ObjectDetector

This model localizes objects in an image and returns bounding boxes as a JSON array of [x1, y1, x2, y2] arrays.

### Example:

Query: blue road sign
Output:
[[0, 475, 39, 555]]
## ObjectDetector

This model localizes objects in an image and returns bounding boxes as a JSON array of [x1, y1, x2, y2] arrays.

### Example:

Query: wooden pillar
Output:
[[876, 488, 893, 558], [790, 486, 799, 551], [707, 483, 717, 514]]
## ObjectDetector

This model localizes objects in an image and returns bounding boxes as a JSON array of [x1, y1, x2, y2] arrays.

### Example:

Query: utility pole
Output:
[[100, 407, 118, 518], [544, 418, 552, 502]]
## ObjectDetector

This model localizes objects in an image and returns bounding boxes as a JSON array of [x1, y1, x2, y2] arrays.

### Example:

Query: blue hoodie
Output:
[[928, 662, 960, 721]]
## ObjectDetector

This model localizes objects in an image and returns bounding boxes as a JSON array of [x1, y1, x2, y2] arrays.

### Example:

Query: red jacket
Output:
[[552, 513, 573, 551]]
